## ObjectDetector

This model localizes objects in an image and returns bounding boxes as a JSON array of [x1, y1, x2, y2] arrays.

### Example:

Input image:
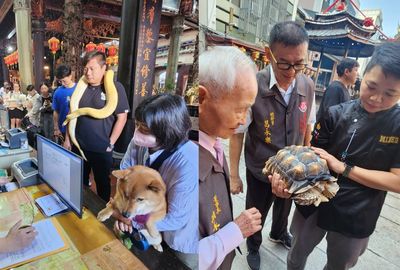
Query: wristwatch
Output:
[[109, 143, 114, 150], [342, 163, 354, 178]]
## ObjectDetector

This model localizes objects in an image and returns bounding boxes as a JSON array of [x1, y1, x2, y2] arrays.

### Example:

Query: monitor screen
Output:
[[36, 135, 83, 217]]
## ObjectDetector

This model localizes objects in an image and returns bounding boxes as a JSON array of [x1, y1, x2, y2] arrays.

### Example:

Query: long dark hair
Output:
[[135, 94, 192, 151]]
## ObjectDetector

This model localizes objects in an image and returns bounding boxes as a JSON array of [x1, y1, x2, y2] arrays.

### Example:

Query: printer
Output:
[[11, 158, 39, 187], [5, 128, 27, 149]]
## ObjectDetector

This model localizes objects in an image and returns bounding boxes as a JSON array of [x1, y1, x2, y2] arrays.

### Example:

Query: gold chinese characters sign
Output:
[[133, 0, 163, 110]]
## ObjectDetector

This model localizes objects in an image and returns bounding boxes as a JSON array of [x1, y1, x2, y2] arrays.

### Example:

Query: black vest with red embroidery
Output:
[[245, 68, 315, 182]]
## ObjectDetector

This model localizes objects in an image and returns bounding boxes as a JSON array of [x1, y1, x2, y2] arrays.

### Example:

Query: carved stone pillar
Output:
[[62, 0, 83, 80], [13, 0, 33, 92], [165, 15, 184, 93], [0, 51, 10, 84], [32, 0, 45, 91], [32, 20, 45, 90]]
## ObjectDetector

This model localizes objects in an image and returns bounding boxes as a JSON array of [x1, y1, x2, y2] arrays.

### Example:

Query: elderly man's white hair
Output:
[[199, 46, 257, 98]]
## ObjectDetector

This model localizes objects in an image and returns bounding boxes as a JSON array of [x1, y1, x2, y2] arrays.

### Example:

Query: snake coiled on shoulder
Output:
[[63, 70, 118, 160]]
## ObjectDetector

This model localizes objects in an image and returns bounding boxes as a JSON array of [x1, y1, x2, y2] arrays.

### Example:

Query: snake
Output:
[[63, 70, 119, 160]]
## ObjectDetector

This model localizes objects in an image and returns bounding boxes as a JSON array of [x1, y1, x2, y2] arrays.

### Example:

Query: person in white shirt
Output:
[[7, 82, 26, 128], [25, 85, 42, 127]]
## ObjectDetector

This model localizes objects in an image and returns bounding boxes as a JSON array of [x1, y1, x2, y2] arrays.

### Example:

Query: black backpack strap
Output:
[[149, 140, 188, 171]]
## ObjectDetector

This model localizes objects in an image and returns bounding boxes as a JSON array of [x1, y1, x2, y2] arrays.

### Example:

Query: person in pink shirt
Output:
[[198, 46, 262, 270]]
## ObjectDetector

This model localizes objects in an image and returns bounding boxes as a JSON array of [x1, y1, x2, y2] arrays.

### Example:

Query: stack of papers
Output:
[[0, 218, 68, 269], [35, 193, 68, 217]]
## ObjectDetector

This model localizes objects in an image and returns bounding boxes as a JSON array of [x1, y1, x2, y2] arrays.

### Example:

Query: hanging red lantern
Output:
[[85, 42, 97, 53], [112, 56, 118, 66], [107, 44, 117, 57], [48, 37, 60, 55], [363, 17, 374, 27], [4, 55, 9, 66], [336, 1, 346, 11], [10, 52, 16, 65], [96, 43, 106, 53], [106, 56, 113, 66], [251, 51, 260, 61]]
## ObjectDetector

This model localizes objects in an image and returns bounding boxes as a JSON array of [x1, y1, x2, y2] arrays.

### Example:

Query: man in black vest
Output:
[[199, 46, 262, 270], [229, 21, 316, 270]]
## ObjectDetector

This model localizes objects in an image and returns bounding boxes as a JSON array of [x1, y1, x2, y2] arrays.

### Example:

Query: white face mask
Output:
[[133, 128, 158, 148]]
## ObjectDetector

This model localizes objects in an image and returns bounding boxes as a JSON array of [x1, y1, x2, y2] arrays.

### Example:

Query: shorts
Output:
[[8, 108, 24, 119]]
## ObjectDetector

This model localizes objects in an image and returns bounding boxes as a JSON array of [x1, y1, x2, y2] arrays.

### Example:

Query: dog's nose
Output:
[[122, 211, 129, 218]]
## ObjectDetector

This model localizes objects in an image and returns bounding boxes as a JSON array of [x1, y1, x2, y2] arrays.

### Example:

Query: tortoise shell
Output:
[[262, 145, 339, 206]]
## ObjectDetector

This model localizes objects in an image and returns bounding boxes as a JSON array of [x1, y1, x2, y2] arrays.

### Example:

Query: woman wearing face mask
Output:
[[117, 94, 199, 269]]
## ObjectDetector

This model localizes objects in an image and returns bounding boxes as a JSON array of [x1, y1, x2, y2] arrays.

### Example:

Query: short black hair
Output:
[[83, 51, 106, 67], [269, 21, 309, 49], [337, 58, 359, 77], [26, 85, 35, 92], [364, 42, 400, 80], [135, 94, 192, 151], [55, 64, 72, 79]]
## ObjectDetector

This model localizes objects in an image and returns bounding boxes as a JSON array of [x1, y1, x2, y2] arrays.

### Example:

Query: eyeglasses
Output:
[[269, 50, 307, 71]]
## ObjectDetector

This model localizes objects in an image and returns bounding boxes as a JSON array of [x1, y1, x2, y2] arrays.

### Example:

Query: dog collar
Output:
[[133, 214, 150, 224], [131, 214, 150, 230]]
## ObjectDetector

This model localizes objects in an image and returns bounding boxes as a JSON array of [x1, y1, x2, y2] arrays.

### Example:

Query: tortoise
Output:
[[263, 145, 339, 206]]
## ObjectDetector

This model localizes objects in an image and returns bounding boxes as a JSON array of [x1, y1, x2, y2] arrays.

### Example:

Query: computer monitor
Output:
[[36, 135, 83, 217]]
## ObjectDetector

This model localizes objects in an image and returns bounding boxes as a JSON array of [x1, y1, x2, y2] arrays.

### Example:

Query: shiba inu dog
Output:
[[97, 165, 167, 251]]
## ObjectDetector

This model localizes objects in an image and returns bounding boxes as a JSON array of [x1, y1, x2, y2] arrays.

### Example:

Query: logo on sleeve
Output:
[[379, 135, 399, 144], [299, 101, 307, 113]]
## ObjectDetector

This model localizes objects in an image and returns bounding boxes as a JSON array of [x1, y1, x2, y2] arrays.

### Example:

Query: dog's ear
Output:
[[147, 180, 165, 193], [112, 169, 131, 182]]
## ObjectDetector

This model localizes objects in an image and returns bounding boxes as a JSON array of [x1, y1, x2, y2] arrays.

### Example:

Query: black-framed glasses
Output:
[[269, 50, 307, 71]]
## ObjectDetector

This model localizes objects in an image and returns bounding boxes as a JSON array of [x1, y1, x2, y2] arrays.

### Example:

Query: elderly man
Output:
[[199, 46, 262, 270], [229, 21, 316, 270], [64, 51, 129, 201]]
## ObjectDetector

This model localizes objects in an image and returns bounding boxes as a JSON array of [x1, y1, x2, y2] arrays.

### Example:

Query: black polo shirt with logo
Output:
[[302, 100, 400, 238], [76, 81, 130, 153]]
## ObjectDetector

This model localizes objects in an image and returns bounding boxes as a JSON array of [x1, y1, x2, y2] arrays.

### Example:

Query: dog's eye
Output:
[[136, 198, 144, 202]]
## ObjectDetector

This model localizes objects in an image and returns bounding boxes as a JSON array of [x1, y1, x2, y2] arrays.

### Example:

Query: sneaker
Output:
[[246, 249, 260, 270], [268, 232, 292, 249]]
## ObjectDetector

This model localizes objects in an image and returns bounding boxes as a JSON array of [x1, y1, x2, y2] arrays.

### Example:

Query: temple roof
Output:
[[305, 10, 379, 57]]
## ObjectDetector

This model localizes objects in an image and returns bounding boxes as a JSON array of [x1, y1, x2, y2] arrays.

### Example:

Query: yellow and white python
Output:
[[63, 70, 118, 160]]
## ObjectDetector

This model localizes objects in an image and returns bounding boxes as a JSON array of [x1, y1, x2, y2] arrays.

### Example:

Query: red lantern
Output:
[[112, 56, 118, 66], [10, 52, 16, 65], [107, 44, 117, 57], [96, 43, 106, 53], [106, 56, 113, 66], [251, 51, 260, 61], [85, 42, 97, 53], [48, 37, 60, 55], [363, 17, 374, 27]]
